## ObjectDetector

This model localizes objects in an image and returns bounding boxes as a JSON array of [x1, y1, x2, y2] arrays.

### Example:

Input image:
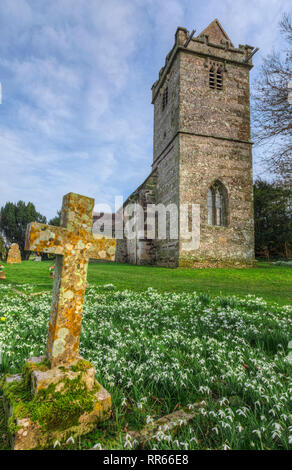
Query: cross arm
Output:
[[87, 235, 116, 261], [25, 222, 67, 255]]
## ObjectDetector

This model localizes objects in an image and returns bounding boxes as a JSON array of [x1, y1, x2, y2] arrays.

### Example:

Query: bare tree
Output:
[[253, 13, 292, 184]]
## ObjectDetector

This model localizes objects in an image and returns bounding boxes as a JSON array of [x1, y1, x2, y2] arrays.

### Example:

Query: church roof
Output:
[[198, 18, 234, 47]]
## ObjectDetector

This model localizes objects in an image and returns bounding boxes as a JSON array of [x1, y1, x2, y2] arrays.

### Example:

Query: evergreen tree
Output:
[[48, 210, 61, 227], [0, 234, 6, 261], [254, 179, 292, 258], [0, 201, 46, 259]]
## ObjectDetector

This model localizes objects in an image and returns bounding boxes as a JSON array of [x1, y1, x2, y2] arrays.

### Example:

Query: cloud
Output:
[[0, 0, 289, 219]]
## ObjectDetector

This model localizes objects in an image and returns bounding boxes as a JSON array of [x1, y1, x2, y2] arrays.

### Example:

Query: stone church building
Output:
[[115, 19, 256, 268]]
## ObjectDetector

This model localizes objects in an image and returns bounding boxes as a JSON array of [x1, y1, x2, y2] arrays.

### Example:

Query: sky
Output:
[[0, 0, 291, 220]]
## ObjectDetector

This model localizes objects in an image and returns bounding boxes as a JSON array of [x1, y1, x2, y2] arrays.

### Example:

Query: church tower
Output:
[[151, 19, 255, 266], [115, 19, 255, 267]]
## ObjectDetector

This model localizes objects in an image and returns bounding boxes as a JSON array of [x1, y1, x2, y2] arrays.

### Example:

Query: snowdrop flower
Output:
[[180, 442, 189, 450], [146, 415, 154, 425], [66, 436, 75, 445], [124, 434, 133, 449], [221, 422, 231, 430], [93, 443, 103, 450], [219, 397, 228, 406], [53, 440, 61, 448]]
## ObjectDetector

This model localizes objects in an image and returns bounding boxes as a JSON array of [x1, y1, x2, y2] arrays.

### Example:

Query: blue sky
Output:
[[0, 0, 291, 220]]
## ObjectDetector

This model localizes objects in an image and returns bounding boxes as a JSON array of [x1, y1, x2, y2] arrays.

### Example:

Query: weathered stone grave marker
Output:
[[7, 243, 21, 264], [1, 192, 116, 450]]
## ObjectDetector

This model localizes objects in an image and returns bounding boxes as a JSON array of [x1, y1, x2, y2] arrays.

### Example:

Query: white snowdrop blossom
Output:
[[66, 436, 75, 445], [0, 284, 291, 451]]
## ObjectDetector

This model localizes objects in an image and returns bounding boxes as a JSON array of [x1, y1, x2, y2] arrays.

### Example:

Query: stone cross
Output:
[[25, 192, 116, 368]]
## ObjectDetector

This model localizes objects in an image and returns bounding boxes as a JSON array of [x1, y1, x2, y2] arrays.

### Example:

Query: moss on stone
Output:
[[70, 359, 93, 372], [2, 371, 100, 434], [31, 374, 98, 431], [22, 358, 50, 388], [7, 415, 21, 435], [2, 378, 31, 405]]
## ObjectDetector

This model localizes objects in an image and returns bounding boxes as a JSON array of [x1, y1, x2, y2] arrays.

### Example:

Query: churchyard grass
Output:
[[0, 260, 291, 305], [0, 278, 292, 450]]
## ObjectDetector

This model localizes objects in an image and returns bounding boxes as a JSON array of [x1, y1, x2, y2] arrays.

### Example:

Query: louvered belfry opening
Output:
[[209, 66, 216, 89], [209, 63, 223, 90], [216, 66, 223, 90]]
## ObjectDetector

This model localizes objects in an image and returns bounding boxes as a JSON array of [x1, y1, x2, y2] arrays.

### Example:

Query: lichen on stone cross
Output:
[[25, 192, 116, 368]]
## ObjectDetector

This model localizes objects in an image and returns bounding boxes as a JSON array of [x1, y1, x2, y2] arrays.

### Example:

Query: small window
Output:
[[162, 86, 168, 110], [207, 181, 228, 226], [216, 66, 223, 90], [209, 66, 216, 89], [209, 64, 223, 91]]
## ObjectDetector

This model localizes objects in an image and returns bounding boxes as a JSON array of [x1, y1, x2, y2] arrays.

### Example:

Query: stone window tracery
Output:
[[207, 181, 228, 226]]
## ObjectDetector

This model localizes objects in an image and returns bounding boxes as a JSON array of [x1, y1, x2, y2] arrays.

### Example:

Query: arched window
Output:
[[207, 181, 228, 226]]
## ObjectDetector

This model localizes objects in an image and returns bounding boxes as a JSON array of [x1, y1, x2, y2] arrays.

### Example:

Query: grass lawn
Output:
[[0, 260, 291, 305]]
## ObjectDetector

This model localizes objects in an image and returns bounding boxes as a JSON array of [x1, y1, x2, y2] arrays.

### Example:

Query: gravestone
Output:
[[7, 243, 21, 264], [1, 192, 116, 450], [0, 265, 5, 279]]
